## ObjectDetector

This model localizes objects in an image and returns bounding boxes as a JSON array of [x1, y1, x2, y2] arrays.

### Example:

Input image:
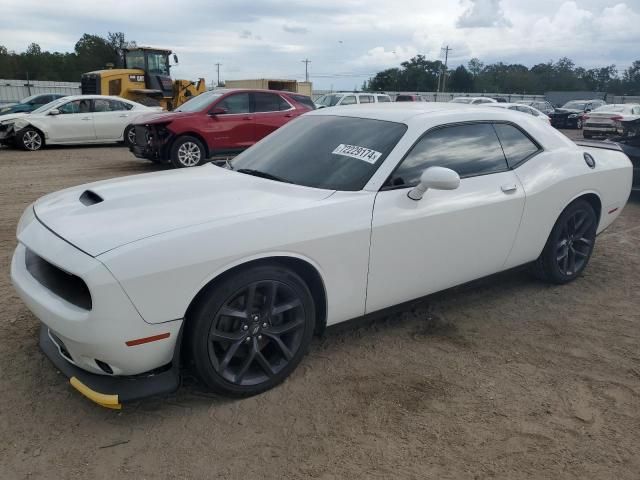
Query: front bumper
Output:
[[130, 124, 172, 161], [11, 216, 183, 407], [40, 326, 181, 409]]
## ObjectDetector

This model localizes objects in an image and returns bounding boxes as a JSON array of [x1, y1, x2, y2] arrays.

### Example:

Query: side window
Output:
[[93, 99, 110, 112], [340, 96, 356, 105], [377, 96, 391, 103], [58, 99, 91, 114], [217, 93, 250, 114], [493, 123, 540, 168], [388, 123, 508, 187], [359, 95, 374, 104], [254, 92, 288, 112], [108, 100, 132, 111]]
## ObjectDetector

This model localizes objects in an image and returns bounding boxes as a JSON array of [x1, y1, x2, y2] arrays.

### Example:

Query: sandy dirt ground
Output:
[[0, 137, 639, 480]]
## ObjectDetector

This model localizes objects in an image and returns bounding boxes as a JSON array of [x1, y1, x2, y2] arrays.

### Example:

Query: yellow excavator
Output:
[[80, 47, 206, 110]]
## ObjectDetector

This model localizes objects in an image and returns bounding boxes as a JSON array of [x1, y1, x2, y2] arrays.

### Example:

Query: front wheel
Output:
[[170, 136, 206, 168], [123, 125, 136, 147], [187, 265, 315, 397], [533, 199, 597, 284], [20, 128, 44, 151]]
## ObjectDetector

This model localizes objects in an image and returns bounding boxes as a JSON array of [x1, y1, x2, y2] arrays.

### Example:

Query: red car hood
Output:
[[133, 110, 196, 125]]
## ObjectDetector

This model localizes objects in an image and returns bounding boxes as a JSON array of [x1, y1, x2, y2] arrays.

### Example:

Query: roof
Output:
[[307, 102, 494, 122]]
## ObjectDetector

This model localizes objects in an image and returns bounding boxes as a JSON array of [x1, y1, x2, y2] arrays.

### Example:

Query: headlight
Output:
[[17, 203, 36, 236], [13, 119, 28, 130]]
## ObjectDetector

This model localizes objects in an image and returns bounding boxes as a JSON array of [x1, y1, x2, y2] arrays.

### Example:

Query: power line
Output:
[[301, 58, 311, 82]]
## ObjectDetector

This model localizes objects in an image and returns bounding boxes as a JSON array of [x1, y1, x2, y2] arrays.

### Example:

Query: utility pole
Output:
[[440, 45, 452, 92], [301, 58, 311, 82], [215, 63, 222, 86]]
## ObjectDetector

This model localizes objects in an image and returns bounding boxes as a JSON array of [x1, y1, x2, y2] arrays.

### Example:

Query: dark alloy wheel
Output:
[[533, 199, 597, 284], [187, 265, 315, 396], [576, 118, 583, 130]]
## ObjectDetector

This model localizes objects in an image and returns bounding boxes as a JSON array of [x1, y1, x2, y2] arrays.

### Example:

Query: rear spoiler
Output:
[[574, 140, 623, 152]]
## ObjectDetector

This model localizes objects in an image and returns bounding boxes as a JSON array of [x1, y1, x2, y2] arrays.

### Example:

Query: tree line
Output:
[[0, 33, 135, 82], [364, 56, 640, 95]]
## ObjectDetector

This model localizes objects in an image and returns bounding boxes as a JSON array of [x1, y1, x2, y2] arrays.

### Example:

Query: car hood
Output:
[[0, 112, 29, 123], [133, 110, 195, 125], [551, 108, 582, 116], [33, 165, 334, 257]]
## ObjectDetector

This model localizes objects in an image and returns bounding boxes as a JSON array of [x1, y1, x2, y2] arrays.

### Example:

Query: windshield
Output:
[[316, 95, 342, 107], [562, 101, 587, 110], [31, 97, 70, 114], [231, 115, 407, 191], [450, 98, 472, 104], [19, 94, 40, 104], [175, 91, 224, 112]]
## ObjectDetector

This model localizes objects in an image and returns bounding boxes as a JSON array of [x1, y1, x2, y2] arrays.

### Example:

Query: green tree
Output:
[[449, 65, 474, 92]]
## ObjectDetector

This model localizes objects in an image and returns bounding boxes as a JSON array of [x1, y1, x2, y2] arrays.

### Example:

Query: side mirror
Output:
[[49, 108, 60, 116], [407, 167, 460, 201], [208, 107, 227, 116], [173, 54, 179, 64]]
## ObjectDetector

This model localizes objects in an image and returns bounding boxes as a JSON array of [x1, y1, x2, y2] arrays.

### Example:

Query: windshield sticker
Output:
[[332, 144, 382, 164]]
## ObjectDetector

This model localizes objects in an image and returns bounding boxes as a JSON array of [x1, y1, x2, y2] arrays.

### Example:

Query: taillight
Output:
[[583, 115, 590, 120]]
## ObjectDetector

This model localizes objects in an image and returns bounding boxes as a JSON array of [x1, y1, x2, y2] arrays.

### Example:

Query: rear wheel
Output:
[[170, 136, 206, 168], [20, 128, 44, 151], [533, 199, 597, 284], [187, 265, 315, 397]]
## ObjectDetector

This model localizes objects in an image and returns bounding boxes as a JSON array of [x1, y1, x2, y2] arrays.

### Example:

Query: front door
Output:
[[205, 92, 254, 152], [47, 99, 95, 142], [366, 122, 527, 313]]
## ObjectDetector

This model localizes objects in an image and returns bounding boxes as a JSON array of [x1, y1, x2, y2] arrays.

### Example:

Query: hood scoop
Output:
[[79, 190, 103, 206]]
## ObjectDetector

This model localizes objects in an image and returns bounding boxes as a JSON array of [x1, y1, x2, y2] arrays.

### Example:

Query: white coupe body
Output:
[[11, 103, 633, 406], [0, 95, 161, 149]]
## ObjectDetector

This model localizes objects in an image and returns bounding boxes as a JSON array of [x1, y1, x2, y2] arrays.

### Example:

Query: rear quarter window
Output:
[[290, 94, 316, 110], [493, 123, 540, 168]]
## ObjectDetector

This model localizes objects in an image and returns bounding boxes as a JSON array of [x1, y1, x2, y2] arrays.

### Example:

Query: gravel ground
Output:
[[1, 135, 639, 479]]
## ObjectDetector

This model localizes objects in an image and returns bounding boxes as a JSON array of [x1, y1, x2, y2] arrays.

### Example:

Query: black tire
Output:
[[186, 265, 315, 397], [123, 125, 136, 148], [170, 136, 206, 168], [19, 127, 44, 151], [532, 199, 597, 284], [583, 132, 592, 139]]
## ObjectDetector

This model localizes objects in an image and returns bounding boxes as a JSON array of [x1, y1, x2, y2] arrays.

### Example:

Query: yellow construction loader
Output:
[[80, 47, 205, 110]]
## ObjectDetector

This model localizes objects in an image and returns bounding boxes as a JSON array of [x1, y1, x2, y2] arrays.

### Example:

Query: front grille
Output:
[[134, 126, 148, 146], [80, 74, 101, 95], [25, 249, 92, 310]]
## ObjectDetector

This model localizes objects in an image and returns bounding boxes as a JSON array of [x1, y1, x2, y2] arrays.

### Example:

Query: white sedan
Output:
[[0, 95, 161, 151], [487, 102, 551, 123], [583, 104, 640, 138], [11, 103, 632, 408]]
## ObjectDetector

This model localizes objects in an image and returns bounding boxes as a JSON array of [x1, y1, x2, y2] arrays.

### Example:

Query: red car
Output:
[[130, 89, 315, 168]]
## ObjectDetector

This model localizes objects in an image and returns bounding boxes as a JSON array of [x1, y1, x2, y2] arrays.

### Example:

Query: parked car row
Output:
[[0, 93, 67, 116]]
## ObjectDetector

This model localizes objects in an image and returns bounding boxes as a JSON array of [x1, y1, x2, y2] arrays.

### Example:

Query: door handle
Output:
[[501, 184, 518, 193], [81, 117, 91, 121], [284, 113, 293, 117], [119, 114, 129, 118], [243, 116, 254, 120]]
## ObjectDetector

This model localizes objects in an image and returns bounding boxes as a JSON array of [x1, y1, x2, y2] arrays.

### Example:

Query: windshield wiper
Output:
[[237, 168, 292, 184]]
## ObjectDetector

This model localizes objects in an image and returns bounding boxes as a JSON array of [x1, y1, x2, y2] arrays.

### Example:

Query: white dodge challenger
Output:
[[11, 103, 632, 408]]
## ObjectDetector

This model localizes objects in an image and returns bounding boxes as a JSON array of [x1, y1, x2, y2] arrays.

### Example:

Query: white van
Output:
[[314, 93, 392, 108]]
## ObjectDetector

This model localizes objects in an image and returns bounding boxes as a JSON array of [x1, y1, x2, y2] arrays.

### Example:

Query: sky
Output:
[[1, 0, 640, 90]]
